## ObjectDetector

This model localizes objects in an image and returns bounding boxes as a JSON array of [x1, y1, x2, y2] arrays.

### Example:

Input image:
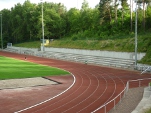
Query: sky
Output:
[[0, 0, 100, 11]]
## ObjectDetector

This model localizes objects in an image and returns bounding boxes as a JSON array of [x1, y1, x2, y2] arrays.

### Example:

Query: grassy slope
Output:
[[145, 108, 151, 113], [0, 56, 69, 80], [14, 33, 151, 65]]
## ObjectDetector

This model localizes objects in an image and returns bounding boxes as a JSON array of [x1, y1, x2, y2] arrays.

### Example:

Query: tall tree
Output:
[[120, 0, 129, 30], [114, 0, 119, 25], [81, 0, 89, 11], [130, 0, 133, 31], [146, 5, 151, 29], [99, 0, 112, 24], [137, 0, 151, 31], [66, 8, 80, 34]]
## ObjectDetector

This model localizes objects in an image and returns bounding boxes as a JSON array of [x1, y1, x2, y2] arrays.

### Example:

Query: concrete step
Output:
[[132, 87, 151, 113]]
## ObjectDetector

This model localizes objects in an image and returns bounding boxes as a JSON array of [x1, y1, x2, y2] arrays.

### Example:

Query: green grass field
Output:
[[0, 56, 69, 80]]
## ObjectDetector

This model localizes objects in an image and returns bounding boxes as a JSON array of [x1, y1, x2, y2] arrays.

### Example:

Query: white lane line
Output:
[[47, 70, 92, 113], [24, 71, 84, 113], [15, 72, 76, 113]]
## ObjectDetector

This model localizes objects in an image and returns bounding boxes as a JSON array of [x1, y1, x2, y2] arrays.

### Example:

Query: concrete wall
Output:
[[45, 47, 145, 60], [8, 46, 38, 52], [8, 46, 146, 60]]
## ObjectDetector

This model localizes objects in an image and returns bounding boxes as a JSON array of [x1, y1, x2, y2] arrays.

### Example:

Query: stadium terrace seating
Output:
[[4, 47, 136, 69]]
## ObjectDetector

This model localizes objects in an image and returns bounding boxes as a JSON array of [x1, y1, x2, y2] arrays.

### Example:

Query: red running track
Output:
[[0, 51, 151, 113]]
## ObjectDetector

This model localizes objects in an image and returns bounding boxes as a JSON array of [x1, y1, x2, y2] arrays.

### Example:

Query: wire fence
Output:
[[92, 78, 151, 113]]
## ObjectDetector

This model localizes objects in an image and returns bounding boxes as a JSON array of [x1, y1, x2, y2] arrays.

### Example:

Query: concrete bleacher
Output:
[[3, 47, 135, 69], [3, 48, 19, 53], [23, 50, 35, 56], [33, 51, 135, 69]]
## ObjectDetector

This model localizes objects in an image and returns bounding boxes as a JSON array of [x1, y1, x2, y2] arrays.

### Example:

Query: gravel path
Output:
[[109, 87, 144, 113]]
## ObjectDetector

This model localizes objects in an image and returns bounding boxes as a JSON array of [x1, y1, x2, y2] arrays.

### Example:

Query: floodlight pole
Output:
[[41, 0, 45, 51], [135, 0, 138, 68], [0, 14, 3, 49]]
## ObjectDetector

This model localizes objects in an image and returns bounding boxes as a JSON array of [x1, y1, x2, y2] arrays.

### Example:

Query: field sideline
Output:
[[0, 56, 69, 80]]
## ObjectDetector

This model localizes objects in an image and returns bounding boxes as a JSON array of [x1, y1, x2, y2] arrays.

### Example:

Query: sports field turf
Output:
[[0, 56, 69, 80]]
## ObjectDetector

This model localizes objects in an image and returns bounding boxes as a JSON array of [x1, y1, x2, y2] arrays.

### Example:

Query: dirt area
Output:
[[0, 77, 58, 89]]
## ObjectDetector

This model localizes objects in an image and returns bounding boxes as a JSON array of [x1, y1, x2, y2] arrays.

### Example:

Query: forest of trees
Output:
[[0, 0, 151, 46]]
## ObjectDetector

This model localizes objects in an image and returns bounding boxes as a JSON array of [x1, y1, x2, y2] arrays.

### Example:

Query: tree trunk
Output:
[[143, 1, 146, 31], [130, 0, 133, 32], [114, 0, 118, 25], [122, 8, 124, 29]]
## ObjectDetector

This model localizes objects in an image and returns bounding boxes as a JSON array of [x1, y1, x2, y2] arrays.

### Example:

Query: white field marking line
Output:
[[46, 70, 92, 113], [23, 68, 87, 113], [102, 74, 116, 105], [29, 71, 84, 113], [41, 68, 107, 113], [91, 72, 127, 113], [15, 72, 76, 113], [76, 71, 108, 113], [62, 70, 102, 113], [91, 77, 151, 113], [104, 73, 125, 105], [76, 69, 125, 113], [108, 73, 125, 88], [4, 52, 108, 112], [77, 71, 124, 113], [91, 83, 128, 113]]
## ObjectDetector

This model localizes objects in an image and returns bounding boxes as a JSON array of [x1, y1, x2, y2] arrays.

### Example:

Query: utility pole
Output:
[[0, 14, 3, 49], [135, 0, 138, 68], [41, 0, 45, 51]]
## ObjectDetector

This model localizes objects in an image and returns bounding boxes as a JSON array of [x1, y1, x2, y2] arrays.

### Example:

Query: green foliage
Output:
[[145, 108, 151, 113], [0, 56, 69, 80], [14, 41, 41, 48], [1, 0, 151, 47], [14, 31, 151, 65], [139, 46, 151, 65]]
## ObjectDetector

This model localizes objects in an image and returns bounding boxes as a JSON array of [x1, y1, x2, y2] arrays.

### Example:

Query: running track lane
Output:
[[0, 51, 151, 113]]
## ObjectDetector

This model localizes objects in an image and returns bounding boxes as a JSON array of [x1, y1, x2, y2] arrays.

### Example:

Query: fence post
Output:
[[123, 89, 126, 98], [105, 106, 106, 113], [139, 80, 141, 87], [114, 100, 115, 109], [127, 81, 129, 92], [120, 94, 121, 102]]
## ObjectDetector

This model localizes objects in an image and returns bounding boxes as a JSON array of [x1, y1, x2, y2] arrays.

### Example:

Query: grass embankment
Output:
[[0, 56, 69, 80], [145, 108, 151, 113], [14, 41, 41, 48], [14, 33, 151, 65]]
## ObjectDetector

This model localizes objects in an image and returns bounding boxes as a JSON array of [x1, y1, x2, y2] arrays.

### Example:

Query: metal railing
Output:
[[91, 78, 151, 113], [141, 66, 151, 74], [136, 65, 151, 74], [149, 82, 151, 91]]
